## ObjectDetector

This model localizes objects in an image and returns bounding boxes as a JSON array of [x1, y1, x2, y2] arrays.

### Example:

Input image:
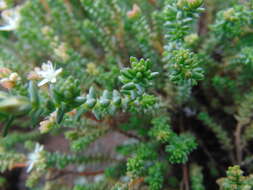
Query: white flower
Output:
[[36, 61, 62, 87], [0, 6, 21, 31], [94, 174, 105, 182], [0, 0, 7, 10], [26, 143, 44, 173]]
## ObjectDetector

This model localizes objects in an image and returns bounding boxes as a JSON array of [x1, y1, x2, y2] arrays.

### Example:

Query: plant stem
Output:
[[235, 124, 243, 164], [182, 164, 189, 190]]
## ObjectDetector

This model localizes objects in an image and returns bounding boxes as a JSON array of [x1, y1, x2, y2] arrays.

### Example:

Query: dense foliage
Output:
[[0, 0, 253, 189]]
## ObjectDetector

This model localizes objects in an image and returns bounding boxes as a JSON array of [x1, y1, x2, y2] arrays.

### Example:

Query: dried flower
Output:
[[36, 61, 62, 87], [0, 69, 21, 89], [67, 109, 77, 116], [39, 111, 57, 133], [54, 43, 70, 62], [0, 67, 11, 78], [27, 67, 42, 80], [127, 4, 141, 19]]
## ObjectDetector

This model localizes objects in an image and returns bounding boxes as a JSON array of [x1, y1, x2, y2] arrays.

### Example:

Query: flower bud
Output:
[[177, 0, 203, 10], [186, 0, 203, 9], [184, 33, 199, 45], [86, 63, 99, 76], [223, 8, 236, 21]]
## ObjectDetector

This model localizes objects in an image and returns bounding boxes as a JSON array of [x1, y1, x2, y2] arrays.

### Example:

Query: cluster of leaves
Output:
[[190, 164, 205, 190], [217, 165, 253, 190], [0, 0, 253, 189]]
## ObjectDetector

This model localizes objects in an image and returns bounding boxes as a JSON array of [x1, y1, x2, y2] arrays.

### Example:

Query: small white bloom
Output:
[[0, 6, 21, 31], [9, 72, 21, 81], [36, 61, 62, 87], [0, 0, 7, 10], [120, 175, 130, 183], [94, 174, 104, 182], [26, 143, 44, 173], [74, 177, 88, 185]]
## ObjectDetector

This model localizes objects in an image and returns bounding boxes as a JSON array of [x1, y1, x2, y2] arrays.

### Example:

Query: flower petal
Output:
[[38, 79, 49, 86], [55, 68, 63, 75], [51, 78, 56, 83], [0, 24, 16, 31], [26, 162, 34, 173]]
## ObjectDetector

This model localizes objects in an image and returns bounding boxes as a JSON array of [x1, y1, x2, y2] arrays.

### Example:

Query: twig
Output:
[[84, 112, 103, 123], [112, 127, 142, 141], [235, 115, 253, 164], [182, 164, 189, 190], [63, 0, 73, 15], [129, 177, 145, 189], [84, 112, 143, 141], [11, 163, 104, 179], [235, 124, 244, 165], [47, 169, 104, 181], [152, 40, 164, 55], [197, 139, 221, 168], [12, 163, 27, 168], [240, 156, 253, 166]]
